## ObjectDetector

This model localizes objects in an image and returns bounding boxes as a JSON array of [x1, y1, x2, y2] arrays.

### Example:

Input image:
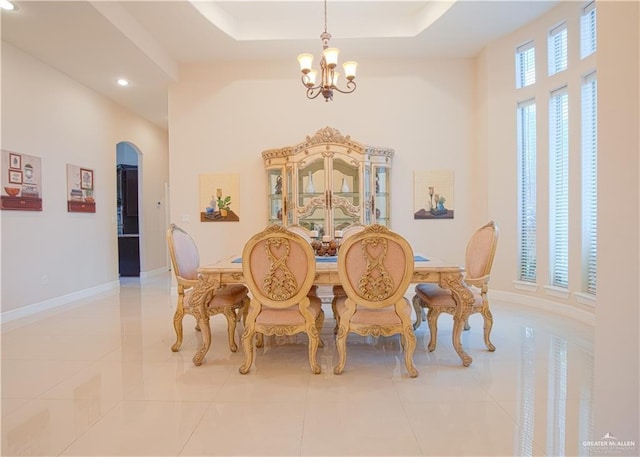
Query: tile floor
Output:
[[1, 273, 596, 456]]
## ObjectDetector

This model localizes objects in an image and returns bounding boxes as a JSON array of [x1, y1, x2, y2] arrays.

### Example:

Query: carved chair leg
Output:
[[239, 326, 255, 374], [332, 297, 339, 334], [333, 323, 349, 375], [307, 316, 322, 374], [403, 329, 419, 378], [315, 310, 325, 348], [412, 295, 424, 330], [223, 307, 238, 352], [426, 307, 440, 352], [240, 297, 250, 325], [482, 307, 496, 351], [171, 304, 185, 352]]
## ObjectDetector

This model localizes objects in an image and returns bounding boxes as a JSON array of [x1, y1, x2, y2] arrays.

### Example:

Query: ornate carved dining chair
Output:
[[239, 225, 325, 374], [334, 224, 418, 377], [166, 223, 249, 353], [413, 220, 499, 352]]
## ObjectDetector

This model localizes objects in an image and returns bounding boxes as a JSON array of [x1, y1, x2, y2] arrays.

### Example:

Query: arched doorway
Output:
[[116, 141, 141, 276]]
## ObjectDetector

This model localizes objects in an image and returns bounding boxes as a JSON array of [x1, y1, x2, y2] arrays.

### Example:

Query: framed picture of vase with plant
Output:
[[199, 173, 240, 222], [413, 170, 455, 219]]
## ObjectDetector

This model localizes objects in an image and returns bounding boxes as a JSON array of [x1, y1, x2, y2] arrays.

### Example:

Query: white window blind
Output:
[[581, 2, 597, 58], [518, 100, 537, 282], [516, 41, 536, 88], [581, 73, 597, 295], [548, 23, 568, 75], [550, 88, 569, 289]]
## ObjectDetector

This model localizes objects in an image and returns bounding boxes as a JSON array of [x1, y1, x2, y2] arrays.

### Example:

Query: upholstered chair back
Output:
[[464, 221, 499, 280], [242, 225, 316, 309], [168, 224, 200, 281], [338, 224, 413, 309]]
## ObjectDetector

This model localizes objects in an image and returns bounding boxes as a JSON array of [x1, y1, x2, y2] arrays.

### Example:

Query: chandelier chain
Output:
[[324, 0, 328, 33]]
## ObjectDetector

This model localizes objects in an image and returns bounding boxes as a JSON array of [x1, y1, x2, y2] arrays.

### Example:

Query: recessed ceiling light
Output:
[[0, 0, 17, 11], [117, 78, 129, 87]]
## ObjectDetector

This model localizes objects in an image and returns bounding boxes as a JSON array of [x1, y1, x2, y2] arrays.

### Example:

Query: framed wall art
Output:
[[9, 153, 21, 170], [67, 164, 95, 213], [199, 173, 240, 222], [1, 150, 43, 211], [413, 170, 455, 219]]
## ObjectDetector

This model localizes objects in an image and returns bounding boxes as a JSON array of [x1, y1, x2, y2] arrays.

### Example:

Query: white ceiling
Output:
[[1, 1, 559, 129]]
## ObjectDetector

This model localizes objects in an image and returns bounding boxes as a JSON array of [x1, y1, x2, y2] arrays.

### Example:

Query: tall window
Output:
[[549, 88, 569, 289], [580, 2, 597, 58], [581, 73, 597, 295], [516, 41, 536, 88], [518, 100, 537, 282], [548, 23, 568, 75]]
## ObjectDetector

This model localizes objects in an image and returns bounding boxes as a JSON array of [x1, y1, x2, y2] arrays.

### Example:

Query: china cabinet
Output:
[[262, 126, 394, 236]]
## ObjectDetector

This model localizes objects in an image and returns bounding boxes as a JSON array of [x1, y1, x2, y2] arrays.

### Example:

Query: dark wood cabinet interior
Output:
[[117, 165, 138, 235]]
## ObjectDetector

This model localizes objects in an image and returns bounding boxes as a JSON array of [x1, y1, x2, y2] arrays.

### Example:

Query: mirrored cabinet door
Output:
[[266, 168, 284, 225], [297, 156, 327, 233], [373, 166, 391, 226], [332, 155, 360, 231]]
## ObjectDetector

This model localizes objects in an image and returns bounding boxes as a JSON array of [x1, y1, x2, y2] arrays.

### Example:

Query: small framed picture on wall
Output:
[[9, 153, 21, 170], [80, 168, 93, 190], [8, 169, 23, 184]]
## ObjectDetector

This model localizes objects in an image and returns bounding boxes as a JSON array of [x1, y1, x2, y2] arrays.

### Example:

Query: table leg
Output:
[[189, 275, 221, 366], [440, 272, 475, 367]]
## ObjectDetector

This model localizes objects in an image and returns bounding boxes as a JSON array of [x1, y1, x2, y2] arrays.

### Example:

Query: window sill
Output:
[[513, 280, 538, 292], [543, 285, 570, 299], [575, 292, 596, 307]]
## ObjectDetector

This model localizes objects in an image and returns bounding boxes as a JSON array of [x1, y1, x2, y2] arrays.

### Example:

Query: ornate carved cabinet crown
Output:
[[262, 126, 394, 236]]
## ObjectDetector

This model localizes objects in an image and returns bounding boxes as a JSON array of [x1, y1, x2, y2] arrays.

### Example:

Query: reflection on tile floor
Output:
[[1, 273, 595, 456]]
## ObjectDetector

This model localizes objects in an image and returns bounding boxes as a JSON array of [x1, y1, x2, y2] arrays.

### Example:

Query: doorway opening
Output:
[[116, 142, 141, 277]]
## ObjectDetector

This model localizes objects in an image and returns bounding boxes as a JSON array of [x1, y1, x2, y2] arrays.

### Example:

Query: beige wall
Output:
[[168, 58, 479, 266], [593, 0, 639, 443], [1, 43, 169, 312]]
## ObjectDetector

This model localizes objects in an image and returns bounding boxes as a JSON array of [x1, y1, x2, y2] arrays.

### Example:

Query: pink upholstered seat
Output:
[[239, 225, 324, 374], [167, 224, 249, 353], [333, 224, 418, 378], [413, 220, 499, 353]]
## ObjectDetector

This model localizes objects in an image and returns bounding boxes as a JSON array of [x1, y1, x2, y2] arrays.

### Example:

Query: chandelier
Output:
[[297, 0, 358, 101]]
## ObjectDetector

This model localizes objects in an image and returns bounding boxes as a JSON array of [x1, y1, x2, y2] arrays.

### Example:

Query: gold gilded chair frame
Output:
[[240, 225, 325, 374], [166, 224, 249, 355], [413, 220, 499, 353], [334, 224, 418, 377]]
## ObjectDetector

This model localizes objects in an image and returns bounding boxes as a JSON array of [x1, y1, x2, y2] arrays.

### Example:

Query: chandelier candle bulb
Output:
[[310, 230, 319, 239], [323, 48, 340, 68], [322, 235, 331, 243], [297, 54, 314, 73], [343, 61, 358, 80], [334, 230, 343, 238]]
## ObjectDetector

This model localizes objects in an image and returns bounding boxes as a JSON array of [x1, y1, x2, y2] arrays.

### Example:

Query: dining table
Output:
[[190, 254, 477, 368]]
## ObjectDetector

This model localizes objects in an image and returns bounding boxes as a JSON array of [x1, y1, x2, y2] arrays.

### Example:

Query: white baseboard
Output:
[[140, 266, 170, 278], [491, 289, 595, 326], [1, 280, 120, 325]]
